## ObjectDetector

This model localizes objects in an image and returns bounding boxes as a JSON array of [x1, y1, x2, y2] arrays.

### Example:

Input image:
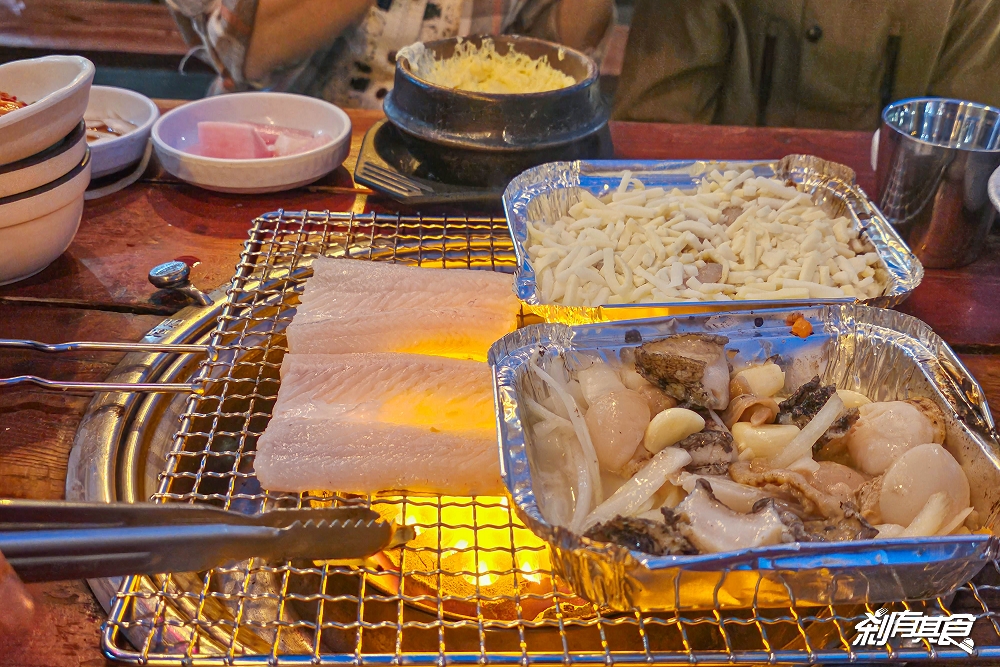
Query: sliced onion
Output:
[[720, 394, 779, 429], [875, 523, 906, 538], [901, 491, 950, 537], [530, 359, 603, 531], [749, 405, 776, 426], [938, 507, 975, 536], [707, 408, 731, 435], [532, 418, 569, 439], [525, 397, 573, 428], [581, 446, 691, 532], [771, 392, 845, 468]]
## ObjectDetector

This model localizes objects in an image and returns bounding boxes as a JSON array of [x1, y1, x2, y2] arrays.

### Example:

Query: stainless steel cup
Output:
[[874, 98, 1000, 268]]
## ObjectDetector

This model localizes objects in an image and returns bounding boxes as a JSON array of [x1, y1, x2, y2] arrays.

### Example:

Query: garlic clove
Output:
[[643, 408, 705, 454]]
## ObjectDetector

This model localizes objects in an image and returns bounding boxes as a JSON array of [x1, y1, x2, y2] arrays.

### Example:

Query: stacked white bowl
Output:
[[0, 56, 94, 285]]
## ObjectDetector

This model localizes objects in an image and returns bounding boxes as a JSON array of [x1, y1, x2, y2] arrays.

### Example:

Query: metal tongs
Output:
[[0, 499, 413, 582]]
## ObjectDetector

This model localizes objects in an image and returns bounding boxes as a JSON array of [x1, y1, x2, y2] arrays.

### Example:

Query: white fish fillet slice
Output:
[[302, 257, 516, 305], [290, 258, 518, 356], [272, 353, 494, 423], [285, 308, 513, 358], [255, 418, 502, 496], [295, 287, 513, 324], [256, 353, 500, 495]]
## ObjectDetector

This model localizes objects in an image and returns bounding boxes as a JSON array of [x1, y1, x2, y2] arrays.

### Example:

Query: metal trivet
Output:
[[101, 210, 1000, 664]]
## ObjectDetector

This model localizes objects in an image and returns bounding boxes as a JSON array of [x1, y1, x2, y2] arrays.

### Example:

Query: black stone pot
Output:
[[383, 34, 609, 188]]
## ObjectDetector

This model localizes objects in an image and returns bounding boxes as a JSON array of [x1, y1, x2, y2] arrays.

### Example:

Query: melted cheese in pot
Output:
[[404, 39, 576, 94]]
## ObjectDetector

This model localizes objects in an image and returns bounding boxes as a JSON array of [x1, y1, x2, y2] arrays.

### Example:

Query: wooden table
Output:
[[0, 0, 193, 69], [1, 107, 998, 666]]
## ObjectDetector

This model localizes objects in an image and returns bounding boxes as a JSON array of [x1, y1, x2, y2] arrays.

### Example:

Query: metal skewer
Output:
[[0, 261, 214, 393], [0, 338, 207, 392]]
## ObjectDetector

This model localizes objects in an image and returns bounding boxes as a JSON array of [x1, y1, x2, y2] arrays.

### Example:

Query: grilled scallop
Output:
[[844, 401, 939, 475]]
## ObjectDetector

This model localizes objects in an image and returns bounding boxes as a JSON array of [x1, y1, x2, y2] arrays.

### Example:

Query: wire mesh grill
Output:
[[103, 210, 1000, 665]]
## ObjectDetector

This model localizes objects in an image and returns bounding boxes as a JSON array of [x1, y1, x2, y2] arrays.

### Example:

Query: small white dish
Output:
[[86, 85, 159, 179], [990, 165, 1000, 217], [151, 91, 352, 194], [0, 55, 94, 167], [0, 151, 92, 285], [0, 120, 86, 198]]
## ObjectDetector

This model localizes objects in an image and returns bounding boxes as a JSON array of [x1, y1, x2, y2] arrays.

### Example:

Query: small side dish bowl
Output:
[[86, 85, 159, 178], [0, 120, 86, 198], [0, 55, 95, 167], [151, 92, 352, 194], [0, 151, 91, 285]]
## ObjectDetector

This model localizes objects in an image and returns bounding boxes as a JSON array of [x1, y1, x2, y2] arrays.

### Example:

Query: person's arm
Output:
[[244, 0, 373, 82], [928, 0, 1000, 107]]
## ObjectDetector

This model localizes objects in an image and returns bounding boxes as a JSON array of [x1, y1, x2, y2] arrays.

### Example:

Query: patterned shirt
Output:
[[171, 0, 584, 108]]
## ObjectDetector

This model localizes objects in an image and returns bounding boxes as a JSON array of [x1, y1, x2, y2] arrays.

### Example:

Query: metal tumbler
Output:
[[873, 98, 1000, 268]]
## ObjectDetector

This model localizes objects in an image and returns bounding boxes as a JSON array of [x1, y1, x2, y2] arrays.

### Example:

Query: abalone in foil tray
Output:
[[489, 304, 1000, 611]]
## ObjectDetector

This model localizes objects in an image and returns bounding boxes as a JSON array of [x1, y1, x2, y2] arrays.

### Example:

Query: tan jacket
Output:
[[612, 0, 1000, 129]]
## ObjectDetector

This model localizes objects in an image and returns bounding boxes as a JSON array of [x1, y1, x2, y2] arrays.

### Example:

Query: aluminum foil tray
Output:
[[489, 304, 999, 611], [503, 156, 923, 323]]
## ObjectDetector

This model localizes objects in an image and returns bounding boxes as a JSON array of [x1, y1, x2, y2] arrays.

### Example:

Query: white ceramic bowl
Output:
[[0, 120, 86, 198], [86, 85, 160, 178], [151, 91, 352, 194], [0, 151, 92, 285], [0, 56, 94, 167]]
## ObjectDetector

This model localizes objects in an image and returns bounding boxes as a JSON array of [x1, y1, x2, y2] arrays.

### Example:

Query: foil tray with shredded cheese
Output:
[[503, 156, 923, 324]]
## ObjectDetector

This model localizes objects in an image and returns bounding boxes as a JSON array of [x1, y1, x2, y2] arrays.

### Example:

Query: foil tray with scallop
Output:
[[489, 304, 1000, 612]]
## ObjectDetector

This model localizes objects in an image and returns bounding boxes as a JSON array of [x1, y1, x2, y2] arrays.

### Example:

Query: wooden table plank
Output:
[[958, 354, 1000, 424], [896, 236, 1000, 348], [0, 306, 163, 500], [0, 581, 106, 667], [0, 0, 189, 57]]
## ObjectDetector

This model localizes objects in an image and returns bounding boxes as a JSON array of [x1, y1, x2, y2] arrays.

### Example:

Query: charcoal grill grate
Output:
[[101, 210, 1000, 664]]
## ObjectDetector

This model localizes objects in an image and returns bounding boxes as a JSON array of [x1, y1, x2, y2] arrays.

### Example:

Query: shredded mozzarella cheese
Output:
[[525, 169, 888, 306], [402, 38, 575, 94]]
